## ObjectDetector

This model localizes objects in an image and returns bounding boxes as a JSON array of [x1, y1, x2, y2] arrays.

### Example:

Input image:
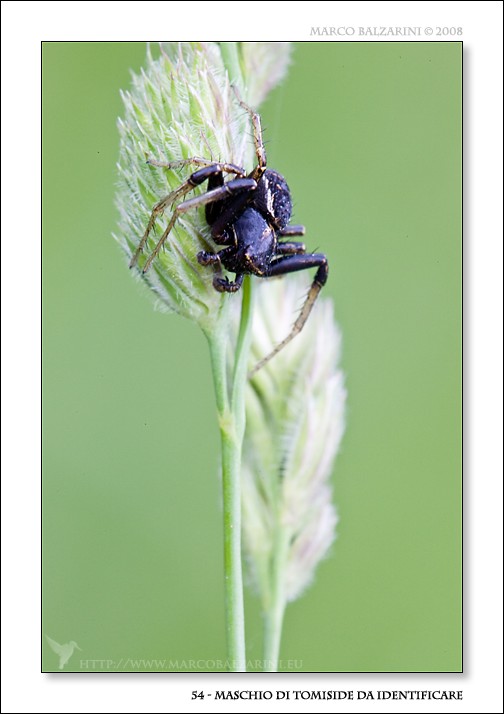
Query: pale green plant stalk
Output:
[[204, 276, 254, 671], [115, 42, 291, 672]]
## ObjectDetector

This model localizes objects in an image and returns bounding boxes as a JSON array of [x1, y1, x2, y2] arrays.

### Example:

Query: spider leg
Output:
[[141, 177, 256, 274], [232, 86, 267, 181], [129, 163, 249, 269], [276, 241, 306, 256], [213, 272, 244, 293], [197, 246, 236, 266], [278, 224, 306, 238], [146, 156, 246, 177], [249, 253, 328, 377]]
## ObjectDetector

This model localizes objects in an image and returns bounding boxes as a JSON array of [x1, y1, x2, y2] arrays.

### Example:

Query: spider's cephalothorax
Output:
[[130, 89, 328, 374]]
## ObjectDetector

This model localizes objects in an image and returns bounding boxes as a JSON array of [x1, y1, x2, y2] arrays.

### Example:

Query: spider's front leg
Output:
[[129, 160, 246, 269], [249, 252, 329, 376], [140, 177, 255, 274], [136, 177, 256, 274]]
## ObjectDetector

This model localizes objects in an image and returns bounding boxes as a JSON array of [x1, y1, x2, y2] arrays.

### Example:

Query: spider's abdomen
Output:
[[221, 208, 276, 276], [254, 169, 292, 230]]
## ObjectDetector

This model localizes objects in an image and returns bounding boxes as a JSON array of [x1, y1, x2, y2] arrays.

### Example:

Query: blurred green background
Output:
[[42, 42, 461, 672]]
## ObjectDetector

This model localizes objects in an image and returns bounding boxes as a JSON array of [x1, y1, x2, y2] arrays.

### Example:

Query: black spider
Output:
[[130, 89, 328, 374]]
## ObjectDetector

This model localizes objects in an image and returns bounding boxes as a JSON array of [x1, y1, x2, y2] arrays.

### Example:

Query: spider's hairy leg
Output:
[[249, 253, 328, 377], [231, 85, 267, 180], [129, 162, 247, 269], [129, 190, 178, 269], [141, 177, 256, 274], [146, 156, 246, 177]]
